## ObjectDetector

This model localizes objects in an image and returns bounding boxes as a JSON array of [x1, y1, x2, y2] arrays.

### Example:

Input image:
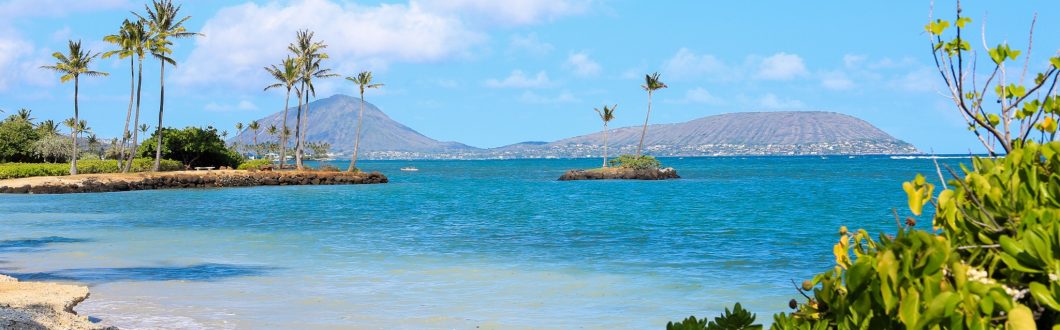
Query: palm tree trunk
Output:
[[279, 89, 291, 169], [293, 82, 305, 170], [118, 57, 134, 169], [301, 95, 310, 161], [602, 123, 608, 168], [152, 62, 166, 171], [124, 58, 144, 173], [296, 92, 309, 169], [71, 77, 79, 175], [349, 93, 366, 172], [636, 90, 653, 156]]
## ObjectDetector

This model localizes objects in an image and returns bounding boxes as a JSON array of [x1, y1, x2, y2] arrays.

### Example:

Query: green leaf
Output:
[[1029, 282, 1060, 311], [899, 290, 921, 327], [955, 17, 972, 28], [1051, 56, 1060, 69], [1006, 304, 1035, 330], [925, 19, 950, 35]]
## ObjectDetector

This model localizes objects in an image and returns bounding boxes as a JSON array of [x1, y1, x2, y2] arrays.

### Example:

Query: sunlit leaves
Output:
[[955, 17, 972, 28], [903, 174, 934, 216], [925, 19, 950, 35], [1035, 117, 1057, 133], [989, 44, 1021, 64]]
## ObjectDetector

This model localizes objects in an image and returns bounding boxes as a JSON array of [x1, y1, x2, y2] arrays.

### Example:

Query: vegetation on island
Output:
[[580, 73, 668, 174], [670, 3, 1060, 329]]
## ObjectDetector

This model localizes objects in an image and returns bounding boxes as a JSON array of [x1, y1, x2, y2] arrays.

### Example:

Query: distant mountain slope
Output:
[[488, 111, 918, 158], [556, 111, 903, 146], [233, 94, 475, 154]]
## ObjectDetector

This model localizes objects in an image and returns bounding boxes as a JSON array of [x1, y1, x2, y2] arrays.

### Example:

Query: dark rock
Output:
[[558, 167, 679, 181]]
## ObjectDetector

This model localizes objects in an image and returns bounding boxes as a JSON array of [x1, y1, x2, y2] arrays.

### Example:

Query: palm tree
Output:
[[41, 40, 108, 175], [637, 72, 667, 156], [264, 56, 301, 170], [266, 124, 279, 161], [104, 19, 152, 173], [103, 19, 140, 169], [288, 30, 334, 170], [37, 119, 60, 136], [138, 0, 200, 171], [63, 118, 91, 160], [594, 104, 617, 168], [248, 121, 261, 155], [16, 108, 34, 122], [345, 71, 383, 172]]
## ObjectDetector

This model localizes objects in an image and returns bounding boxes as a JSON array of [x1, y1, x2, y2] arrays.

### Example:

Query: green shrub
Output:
[[608, 154, 661, 170], [0, 158, 182, 179], [237, 159, 272, 170], [667, 303, 761, 330]]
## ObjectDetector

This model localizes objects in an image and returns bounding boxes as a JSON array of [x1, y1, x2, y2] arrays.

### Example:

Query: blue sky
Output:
[[0, 0, 1057, 153]]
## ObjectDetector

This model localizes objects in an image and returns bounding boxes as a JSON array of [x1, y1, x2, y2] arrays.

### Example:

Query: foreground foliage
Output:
[[669, 4, 1060, 328], [0, 158, 181, 179], [609, 154, 662, 170]]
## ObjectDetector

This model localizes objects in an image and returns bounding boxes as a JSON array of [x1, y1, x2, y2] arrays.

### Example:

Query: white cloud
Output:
[[890, 67, 937, 92], [508, 33, 554, 56], [0, 29, 52, 91], [205, 100, 259, 112], [0, 0, 133, 18], [414, 0, 591, 26], [842, 54, 866, 69], [519, 90, 579, 104], [485, 70, 551, 88], [667, 87, 725, 106], [565, 52, 601, 77], [175, 0, 486, 90], [758, 93, 804, 109], [756, 52, 807, 80], [662, 48, 728, 80], [820, 70, 855, 90]]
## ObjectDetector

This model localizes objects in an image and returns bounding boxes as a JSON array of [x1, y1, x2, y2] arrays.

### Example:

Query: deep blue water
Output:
[[0, 156, 965, 329]]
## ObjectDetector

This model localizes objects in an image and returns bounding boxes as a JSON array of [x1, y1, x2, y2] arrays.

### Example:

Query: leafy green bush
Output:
[[0, 159, 182, 179], [667, 303, 761, 330], [237, 159, 272, 170], [608, 154, 661, 170], [138, 126, 243, 168]]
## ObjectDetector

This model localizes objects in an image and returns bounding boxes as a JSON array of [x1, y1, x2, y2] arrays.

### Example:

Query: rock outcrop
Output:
[[558, 168, 680, 181], [0, 170, 388, 194], [0, 274, 116, 330]]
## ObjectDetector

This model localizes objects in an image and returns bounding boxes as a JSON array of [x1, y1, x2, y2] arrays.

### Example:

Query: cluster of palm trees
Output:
[[259, 30, 382, 172], [41, 0, 198, 175], [592, 72, 667, 168]]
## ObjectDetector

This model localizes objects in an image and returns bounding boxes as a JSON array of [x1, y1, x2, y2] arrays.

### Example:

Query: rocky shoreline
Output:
[[0, 275, 115, 329], [558, 167, 680, 181], [0, 170, 388, 194]]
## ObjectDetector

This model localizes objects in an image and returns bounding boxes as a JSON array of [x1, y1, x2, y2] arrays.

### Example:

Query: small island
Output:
[[559, 155, 679, 181]]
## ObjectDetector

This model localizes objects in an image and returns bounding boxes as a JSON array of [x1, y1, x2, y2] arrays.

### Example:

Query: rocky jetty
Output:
[[0, 274, 115, 329], [0, 170, 388, 194], [558, 167, 679, 181]]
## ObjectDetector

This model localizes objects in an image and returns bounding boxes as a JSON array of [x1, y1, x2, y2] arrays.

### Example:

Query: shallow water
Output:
[[0, 156, 964, 329]]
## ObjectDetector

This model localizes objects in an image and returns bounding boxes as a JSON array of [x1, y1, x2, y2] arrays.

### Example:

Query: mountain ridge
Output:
[[233, 94, 919, 159]]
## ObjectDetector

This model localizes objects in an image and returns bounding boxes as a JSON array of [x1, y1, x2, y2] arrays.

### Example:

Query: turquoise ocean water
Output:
[[0, 156, 964, 329]]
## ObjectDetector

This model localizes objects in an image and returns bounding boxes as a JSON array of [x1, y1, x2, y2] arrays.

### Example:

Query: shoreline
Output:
[[0, 274, 115, 329], [0, 170, 388, 194]]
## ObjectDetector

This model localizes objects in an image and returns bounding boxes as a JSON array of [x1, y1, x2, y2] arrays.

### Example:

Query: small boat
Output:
[[400, 167, 419, 172]]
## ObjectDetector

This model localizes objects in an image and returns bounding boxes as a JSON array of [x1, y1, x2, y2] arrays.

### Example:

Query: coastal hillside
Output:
[[490, 111, 919, 158], [234, 96, 917, 159], [232, 94, 475, 156]]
